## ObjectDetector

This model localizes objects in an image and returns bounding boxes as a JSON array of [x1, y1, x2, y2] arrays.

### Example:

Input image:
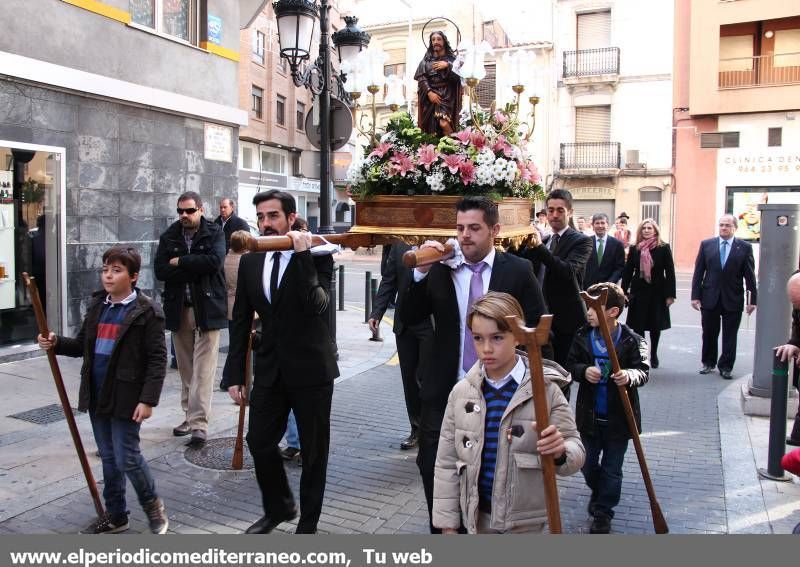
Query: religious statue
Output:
[[414, 31, 463, 137]]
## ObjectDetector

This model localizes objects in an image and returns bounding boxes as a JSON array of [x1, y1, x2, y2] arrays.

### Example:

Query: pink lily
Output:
[[389, 152, 415, 177], [494, 111, 508, 124], [454, 128, 472, 145], [469, 130, 487, 150], [518, 161, 541, 184], [442, 153, 464, 174], [493, 135, 514, 158], [369, 142, 393, 159], [459, 160, 476, 185], [416, 144, 438, 170]]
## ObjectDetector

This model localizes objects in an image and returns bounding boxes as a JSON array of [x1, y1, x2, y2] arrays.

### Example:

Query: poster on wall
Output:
[[727, 187, 800, 241], [207, 14, 222, 45], [204, 123, 232, 162]]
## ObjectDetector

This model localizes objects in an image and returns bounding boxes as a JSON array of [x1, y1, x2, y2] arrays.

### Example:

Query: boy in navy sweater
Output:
[[566, 282, 649, 534], [38, 246, 169, 534]]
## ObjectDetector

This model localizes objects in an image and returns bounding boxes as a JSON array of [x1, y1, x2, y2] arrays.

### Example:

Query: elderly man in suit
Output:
[[518, 189, 592, 379], [691, 214, 757, 379], [214, 198, 250, 251], [226, 190, 338, 534], [369, 242, 433, 451], [403, 195, 548, 532], [583, 213, 626, 290]]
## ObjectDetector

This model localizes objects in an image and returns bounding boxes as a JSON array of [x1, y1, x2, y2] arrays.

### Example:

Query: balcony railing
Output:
[[560, 142, 621, 170], [719, 52, 800, 88], [563, 47, 620, 78]]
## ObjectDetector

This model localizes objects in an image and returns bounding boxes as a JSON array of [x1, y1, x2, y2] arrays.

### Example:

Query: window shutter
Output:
[[575, 106, 611, 142], [577, 11, 611, 50], [700, 132, 740, 148]]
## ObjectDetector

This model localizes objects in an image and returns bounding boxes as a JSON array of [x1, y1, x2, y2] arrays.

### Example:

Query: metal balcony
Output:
[[559, 142, 621, 171], [719, 52, 800, 88], [563, 47, 620, 79]]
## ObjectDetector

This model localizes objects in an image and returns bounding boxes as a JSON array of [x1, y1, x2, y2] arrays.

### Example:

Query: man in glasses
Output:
[[155, 191, 227, 447]]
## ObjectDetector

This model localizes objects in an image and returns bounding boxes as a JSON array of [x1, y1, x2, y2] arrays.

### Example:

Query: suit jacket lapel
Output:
[[250, 253, 271, 313], [488, 251, 506, 290], [272, 253, 293, 306]]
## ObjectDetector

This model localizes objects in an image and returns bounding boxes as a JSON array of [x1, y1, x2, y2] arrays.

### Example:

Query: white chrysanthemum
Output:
[[503, 160, 518, 182], [380, 132, 397, 143], [426, 171, 445, 192], [346, 160, 366, 184], [475, 164, 494, 186], [476, 148, 495, 166], [510, 146, 523, 161]]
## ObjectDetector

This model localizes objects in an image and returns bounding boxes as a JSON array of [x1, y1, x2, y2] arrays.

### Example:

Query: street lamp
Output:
[[273, 0, 370, 234]]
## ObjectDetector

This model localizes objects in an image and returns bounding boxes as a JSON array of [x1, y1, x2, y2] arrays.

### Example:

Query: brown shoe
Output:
[[172, 421, 191, 437]]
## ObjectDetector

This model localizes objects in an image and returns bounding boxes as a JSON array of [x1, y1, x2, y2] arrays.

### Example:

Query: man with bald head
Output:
[[215, 198, 250, 251], [691, 214, 757, 379], [776, 272, 800, 445]]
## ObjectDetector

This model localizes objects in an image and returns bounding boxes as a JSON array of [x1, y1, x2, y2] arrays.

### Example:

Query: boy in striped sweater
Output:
[[433, 292, 584, 534], [38, 246, 169, 534]]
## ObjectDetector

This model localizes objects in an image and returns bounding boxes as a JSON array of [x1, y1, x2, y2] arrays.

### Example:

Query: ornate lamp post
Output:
[[273, 0, 370, 234]]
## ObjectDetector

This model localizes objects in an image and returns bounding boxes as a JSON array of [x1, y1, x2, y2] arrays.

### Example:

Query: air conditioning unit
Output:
[[625, 149, 645, 169]]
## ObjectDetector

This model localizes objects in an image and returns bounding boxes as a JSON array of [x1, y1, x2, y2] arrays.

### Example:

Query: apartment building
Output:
[[552, 0, 674, 237], [0, 0, 252, 350], [673, 0, 800, 268]]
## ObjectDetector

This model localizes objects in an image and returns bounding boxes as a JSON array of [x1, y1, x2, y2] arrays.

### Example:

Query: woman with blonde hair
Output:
[[621, 219, 676, 368], [219, 229, 253, 391]]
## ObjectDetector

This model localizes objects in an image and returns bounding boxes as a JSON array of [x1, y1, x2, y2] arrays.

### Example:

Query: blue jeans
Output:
[[284, 411, 300, 449], [581, 426, 629, 519], [90, 412, 158, 516]]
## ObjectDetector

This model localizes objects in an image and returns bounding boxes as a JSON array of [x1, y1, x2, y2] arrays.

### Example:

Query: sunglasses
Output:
[[177, 207, 199, 215]]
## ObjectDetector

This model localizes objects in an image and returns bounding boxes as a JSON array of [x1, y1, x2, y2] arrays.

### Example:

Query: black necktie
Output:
[[270, 251, 281, 302], [550, 232, 561, 252]]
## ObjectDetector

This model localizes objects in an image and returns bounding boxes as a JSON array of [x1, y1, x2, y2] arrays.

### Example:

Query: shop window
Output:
[[261, 150, 285, 174], [130, 0, 199, 45]]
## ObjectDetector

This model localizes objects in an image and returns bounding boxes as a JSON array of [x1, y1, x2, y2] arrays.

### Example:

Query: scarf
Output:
[[637, 237, 658, 283]]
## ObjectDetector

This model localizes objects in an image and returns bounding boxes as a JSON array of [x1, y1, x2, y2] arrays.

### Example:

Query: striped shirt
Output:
[[478, 356, 524, 505], [91, 291, 137, 398]]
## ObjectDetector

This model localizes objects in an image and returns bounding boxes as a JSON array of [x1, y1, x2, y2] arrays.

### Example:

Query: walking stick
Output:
[[580, 289, 669, 534], [231, 326, 255, 470], [22, 273, 105, 517], [506, 314, 562, 534]]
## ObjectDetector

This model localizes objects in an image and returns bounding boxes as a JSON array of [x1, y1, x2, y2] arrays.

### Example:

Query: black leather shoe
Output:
[[699, 365, 715, 375], [720, 369, 733, 380], [651, 354, 659, 369], [400, 432, 418, 450], [589, 513, 611, 534], [787, 437, 800, 447], [245, 508, 298, 534]]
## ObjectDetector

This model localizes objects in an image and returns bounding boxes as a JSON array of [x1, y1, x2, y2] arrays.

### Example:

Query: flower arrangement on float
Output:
[[346, 104, 544, 201]]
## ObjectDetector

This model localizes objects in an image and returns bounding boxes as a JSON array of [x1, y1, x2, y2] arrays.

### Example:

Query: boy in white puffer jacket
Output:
[[433, 292, 585, 534]]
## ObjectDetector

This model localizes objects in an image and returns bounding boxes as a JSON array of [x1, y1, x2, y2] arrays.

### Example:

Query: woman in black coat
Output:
[[621, 219, 676, 368]]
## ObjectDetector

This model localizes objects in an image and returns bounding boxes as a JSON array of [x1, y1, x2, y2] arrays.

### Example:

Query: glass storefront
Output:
[[0, 142, 65, 348]]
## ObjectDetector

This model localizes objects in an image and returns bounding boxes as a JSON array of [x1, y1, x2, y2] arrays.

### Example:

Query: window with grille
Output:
[[475, 64, 496, 109], [700, 132, 739, 148], [768, 127, 782, 147], [640, 189, 662, 226], [130, 0, 199, 44], [251, 86, 263, 119], [276, 95, 286, 126], [297, 102, 306, 131]]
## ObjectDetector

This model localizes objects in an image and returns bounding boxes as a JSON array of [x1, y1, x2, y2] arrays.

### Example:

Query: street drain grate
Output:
[[184, 437, 254, 470], [9, 403, 75, 425]]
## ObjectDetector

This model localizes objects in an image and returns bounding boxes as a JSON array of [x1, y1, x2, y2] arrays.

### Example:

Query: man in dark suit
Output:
[[518, 189, 592, 375], [369, 242, 433, 451], [691, 214, 757, 379], [226, 190, 338, 534], [403, 196, 548, 532], [214, 198, 250, 251], [583, 212, 626, 289]]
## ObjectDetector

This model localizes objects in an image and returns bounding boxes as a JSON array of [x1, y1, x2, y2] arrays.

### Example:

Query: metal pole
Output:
[[364, 270, 372, 323], [757, 353, 791, 481], [338, 264, 345, 311], [318, 0, 333, 234]]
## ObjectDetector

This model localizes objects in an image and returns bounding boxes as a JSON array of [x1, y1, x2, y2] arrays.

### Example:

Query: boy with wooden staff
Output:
[[433, 292, 584, 534], [566, 282, 650, 534], [37, 246, 169, 535]]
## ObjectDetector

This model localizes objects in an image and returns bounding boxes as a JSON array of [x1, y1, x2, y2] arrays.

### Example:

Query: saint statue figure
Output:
[[414, 31, 463, 137]]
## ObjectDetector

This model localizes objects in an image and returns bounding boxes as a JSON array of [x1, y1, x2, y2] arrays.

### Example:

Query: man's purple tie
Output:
[[462, 261, 488, 373]]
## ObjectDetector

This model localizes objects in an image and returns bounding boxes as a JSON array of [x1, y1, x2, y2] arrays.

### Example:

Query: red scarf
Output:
[[637, 237, 658, 283]]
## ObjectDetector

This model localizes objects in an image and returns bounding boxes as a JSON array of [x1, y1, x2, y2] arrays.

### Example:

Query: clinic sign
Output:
[[720, 149, 800, 185]]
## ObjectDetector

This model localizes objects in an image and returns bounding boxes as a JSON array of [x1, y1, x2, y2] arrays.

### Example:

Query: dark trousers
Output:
[[395, 323, 432, 433], [417, 402, 446, 534], [246, 378, 333, 533], [701, 302, 743, 372], [90, 411, 158, 517], [581, 427, 629, 519]]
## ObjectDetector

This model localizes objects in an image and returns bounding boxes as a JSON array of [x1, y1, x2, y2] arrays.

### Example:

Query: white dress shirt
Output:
[[482, 354, 525, 390], [262, 249, 294, 303], [414, 248, 496, 380]]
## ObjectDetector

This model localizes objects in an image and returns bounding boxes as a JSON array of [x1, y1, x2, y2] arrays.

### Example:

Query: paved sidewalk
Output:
[[0, 267, 798, 534]]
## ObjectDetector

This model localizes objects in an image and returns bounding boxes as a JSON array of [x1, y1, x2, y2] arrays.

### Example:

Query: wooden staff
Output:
[[580, 289, 669, 534], [231, 326, 255, 470], [506, 314, 562, 534], [401, 244, 456, 269], [22, 273, 105, 517], [248, 233, 374, 253]]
